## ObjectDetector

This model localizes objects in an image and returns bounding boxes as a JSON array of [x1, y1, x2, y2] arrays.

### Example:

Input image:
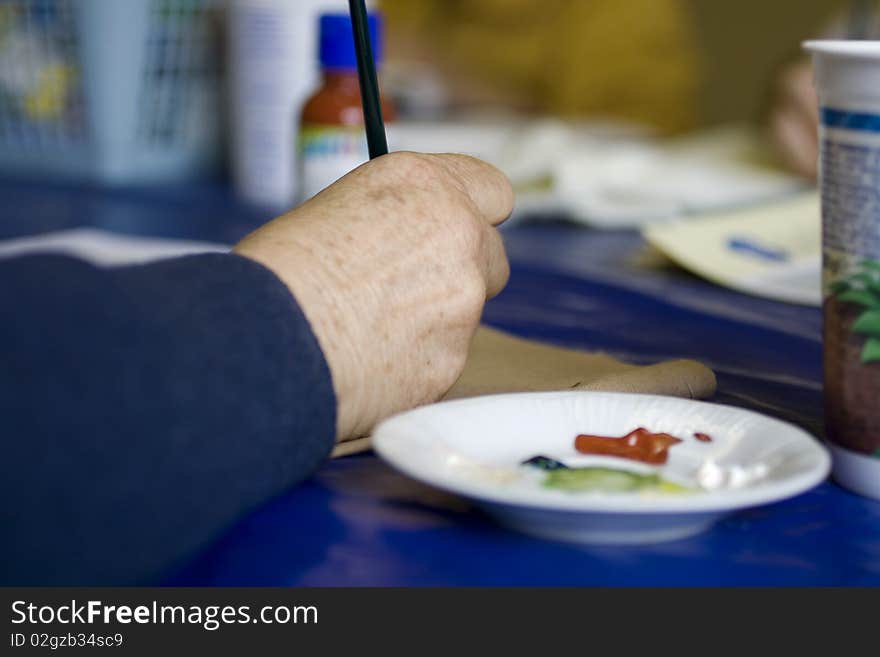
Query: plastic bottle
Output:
[[298, 13, 395, 201], [228, 0, 348, 209]]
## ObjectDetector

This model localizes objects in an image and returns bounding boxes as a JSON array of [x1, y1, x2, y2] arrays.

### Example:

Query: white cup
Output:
[[805, 40, 880, 500]]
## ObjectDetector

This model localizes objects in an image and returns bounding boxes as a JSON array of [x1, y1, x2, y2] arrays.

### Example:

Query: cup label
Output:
[[820, 106, 880, 458]]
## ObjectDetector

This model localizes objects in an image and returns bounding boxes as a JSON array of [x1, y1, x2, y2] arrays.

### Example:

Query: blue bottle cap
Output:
[[319, 13, 383, 71]]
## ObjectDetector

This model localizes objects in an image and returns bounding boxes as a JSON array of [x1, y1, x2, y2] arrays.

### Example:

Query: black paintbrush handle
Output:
[[348, 0, 388, 159]]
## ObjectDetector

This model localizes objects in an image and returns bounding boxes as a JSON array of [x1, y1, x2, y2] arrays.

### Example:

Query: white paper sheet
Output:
[[643, 193, 821, 306], [0, 228, 229, 266]]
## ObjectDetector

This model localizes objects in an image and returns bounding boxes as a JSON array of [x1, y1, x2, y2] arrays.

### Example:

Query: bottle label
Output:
[[820, 105, 880, 458], [298, 124, 369, 201]]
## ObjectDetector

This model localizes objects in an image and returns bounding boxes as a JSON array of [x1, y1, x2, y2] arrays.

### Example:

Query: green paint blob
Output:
[[542, 467, 689, 493]]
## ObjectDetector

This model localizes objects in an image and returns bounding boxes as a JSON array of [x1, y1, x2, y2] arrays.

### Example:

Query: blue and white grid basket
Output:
[[0, 0, 224, 184]]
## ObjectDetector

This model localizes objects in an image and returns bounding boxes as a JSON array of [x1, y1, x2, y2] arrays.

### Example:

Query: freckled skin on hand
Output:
[[234, 152, 513, 441]]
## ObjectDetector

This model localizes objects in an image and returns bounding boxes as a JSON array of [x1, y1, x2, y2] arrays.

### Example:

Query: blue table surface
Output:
[[2, 177, 878, 586]]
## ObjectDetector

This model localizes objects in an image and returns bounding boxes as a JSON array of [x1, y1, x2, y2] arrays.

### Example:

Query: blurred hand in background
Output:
[[769, 58, 819, 181], [768, 1, 880, 181]]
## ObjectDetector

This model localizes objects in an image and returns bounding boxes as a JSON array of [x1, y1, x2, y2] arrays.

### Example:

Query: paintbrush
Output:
[[348, 0, 388, 159]]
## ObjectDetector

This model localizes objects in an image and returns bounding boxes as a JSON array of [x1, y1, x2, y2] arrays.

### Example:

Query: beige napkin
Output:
[[331, 326, 716, 457]]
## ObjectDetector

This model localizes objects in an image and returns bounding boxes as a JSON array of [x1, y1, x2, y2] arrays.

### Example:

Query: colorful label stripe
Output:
[[821, 107, 880, 133]]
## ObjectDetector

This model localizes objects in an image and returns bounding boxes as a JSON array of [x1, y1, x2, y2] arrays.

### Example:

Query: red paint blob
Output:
[[574, 427, 683, 465]]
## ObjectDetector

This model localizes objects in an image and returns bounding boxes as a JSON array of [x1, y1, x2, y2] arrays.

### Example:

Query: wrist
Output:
[[233, 234, 366, 441]]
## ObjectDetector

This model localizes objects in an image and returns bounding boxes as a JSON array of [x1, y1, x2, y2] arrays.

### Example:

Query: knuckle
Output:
[[451, 213, 485, 260], [495, 249, 511, 287], [376, 151, 444, 185], [494, 172, 516, 216], [458, 269, 487, 311], [444, 349, 470, 385]]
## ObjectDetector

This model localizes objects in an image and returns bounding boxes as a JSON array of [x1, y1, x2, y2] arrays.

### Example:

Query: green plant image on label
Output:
[[853, 310, 880, 336], [834, 260, 880, 364], [862, 338, 880, 365], [541, 467, 690, 494], [837, 289, 880, 307]]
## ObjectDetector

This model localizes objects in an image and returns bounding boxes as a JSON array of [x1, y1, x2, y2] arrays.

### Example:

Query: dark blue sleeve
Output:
[[0, 252, 337, 585]]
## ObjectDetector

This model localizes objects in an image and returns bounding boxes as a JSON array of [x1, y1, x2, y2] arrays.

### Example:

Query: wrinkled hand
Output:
[[769, 58, 819, 181], [234, 152, 513, 440]]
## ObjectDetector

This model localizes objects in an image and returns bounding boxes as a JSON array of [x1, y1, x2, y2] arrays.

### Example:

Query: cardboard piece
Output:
[[331, 326, 716, 457]]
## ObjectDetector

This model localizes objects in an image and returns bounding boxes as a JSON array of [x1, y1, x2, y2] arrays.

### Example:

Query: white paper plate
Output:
[[373, 392, 830, 544]]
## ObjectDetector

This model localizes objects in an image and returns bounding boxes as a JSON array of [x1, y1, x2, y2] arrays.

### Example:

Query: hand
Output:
[[234, 152, 513, 440], [769, 58, 820, 181]]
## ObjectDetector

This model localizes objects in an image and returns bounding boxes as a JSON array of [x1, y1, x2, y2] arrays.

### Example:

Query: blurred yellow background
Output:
[[381, 0, 847, 132], [689, 0, 844, 127]]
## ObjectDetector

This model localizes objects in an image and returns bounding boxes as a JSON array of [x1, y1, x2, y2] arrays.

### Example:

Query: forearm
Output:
[[0, 253, 336, 585]]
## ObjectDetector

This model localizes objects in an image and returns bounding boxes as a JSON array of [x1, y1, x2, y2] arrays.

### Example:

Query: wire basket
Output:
[[0, 0, 224, 184]]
